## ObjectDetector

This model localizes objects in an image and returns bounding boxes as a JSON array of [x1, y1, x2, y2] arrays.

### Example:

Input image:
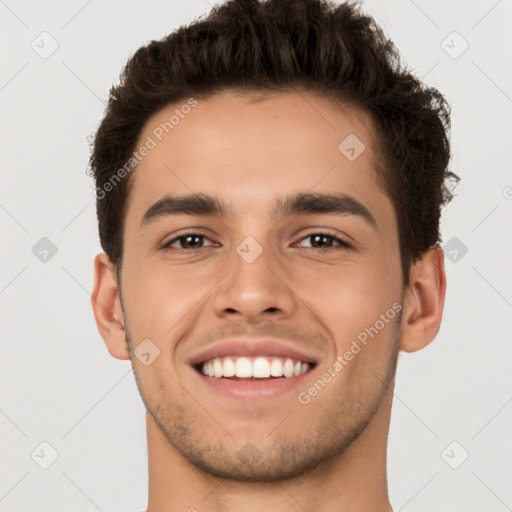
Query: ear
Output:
[[91, 253, 130, 360], [399, 245, 447, 353]]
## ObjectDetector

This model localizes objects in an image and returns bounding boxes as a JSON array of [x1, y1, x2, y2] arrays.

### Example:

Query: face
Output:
[[118, 89, 404, 481]]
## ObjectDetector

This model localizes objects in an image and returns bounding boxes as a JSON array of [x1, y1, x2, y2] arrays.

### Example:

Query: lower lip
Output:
[[192, 367, 314, 401]]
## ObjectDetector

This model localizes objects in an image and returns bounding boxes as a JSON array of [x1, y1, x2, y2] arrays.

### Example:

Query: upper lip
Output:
[[187, 338, 319, 367]]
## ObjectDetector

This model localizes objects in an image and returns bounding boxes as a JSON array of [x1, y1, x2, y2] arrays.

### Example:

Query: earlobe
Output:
[[399, 245, 447, 353], [91, 253, 130, 360]]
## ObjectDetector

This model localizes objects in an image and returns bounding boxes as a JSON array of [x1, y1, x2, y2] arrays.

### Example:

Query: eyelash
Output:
[[162, 231, 351, 251]]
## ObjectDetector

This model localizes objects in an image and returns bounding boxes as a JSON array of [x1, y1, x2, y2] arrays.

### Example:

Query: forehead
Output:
[[124, 89, 395, 231]]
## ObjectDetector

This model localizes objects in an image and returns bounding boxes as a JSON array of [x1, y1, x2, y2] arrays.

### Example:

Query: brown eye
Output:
[[163, 233, 214, 250], [297, 233, 351, 250]]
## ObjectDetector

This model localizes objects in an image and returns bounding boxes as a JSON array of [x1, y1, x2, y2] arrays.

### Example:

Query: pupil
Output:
[[312, 235, 331, 248], [183, 235, 202, 248]]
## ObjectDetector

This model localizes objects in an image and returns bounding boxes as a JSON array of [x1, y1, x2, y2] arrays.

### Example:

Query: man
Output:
[[89, 0, 459, 510]]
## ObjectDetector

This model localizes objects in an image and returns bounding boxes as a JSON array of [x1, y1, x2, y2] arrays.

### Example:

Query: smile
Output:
[[192, 357, 317, 402], [198, 356, 312, 379]]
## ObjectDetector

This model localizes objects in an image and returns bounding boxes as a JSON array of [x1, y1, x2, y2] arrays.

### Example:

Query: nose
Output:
[[212, 239, 297, 323]]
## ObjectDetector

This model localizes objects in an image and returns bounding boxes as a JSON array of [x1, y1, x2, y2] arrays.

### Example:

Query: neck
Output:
[[144, 385, 395, 512]]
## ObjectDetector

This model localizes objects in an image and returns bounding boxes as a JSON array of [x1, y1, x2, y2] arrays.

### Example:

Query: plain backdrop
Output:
[[1, 0, 511, 511]]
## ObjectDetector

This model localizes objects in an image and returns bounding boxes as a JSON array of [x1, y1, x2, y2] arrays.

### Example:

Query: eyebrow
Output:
[[139, 192, 377, 230]]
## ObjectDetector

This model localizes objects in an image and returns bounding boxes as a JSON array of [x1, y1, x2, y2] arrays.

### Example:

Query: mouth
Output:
[[194, 356, 316, 379], [187, 338, 319, 401], [191, 355, 317, 401]]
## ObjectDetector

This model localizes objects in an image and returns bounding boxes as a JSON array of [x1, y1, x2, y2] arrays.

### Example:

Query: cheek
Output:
[[295, 255, 399, 308], [121, 261, 220, 337], [293, 260, 401, 350]]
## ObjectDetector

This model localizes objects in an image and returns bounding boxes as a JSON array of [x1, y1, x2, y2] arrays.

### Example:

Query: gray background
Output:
[[1, 0, 511, 510]]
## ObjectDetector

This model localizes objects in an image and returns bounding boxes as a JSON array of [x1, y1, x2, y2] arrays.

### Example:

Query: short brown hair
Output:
[[88, 0, 459, 285]]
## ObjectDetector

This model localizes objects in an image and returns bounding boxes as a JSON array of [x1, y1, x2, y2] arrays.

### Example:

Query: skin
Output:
[[92, 89, 446, 512]]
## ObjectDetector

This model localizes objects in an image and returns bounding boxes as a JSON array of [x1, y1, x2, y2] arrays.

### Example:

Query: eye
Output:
[[296, 232, 351, 250], [161, 231, 351, 251], [162, 232, 215, 250]]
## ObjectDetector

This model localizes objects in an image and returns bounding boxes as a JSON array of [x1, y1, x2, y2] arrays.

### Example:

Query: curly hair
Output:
[[88, 0, 459, 286]]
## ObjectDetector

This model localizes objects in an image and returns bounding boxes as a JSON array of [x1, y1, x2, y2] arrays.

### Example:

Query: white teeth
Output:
[[235, 357, 252, 377], [253, 357, 271, 378], [270, 358, 283, 377], [213, 358, 223, 378], [222, 357, 235, 377], [200, 356, 311, 379], [283, 359, 294, 378]]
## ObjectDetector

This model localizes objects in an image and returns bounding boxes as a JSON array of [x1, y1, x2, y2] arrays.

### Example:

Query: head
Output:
[[90, 0, 458, 482]]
